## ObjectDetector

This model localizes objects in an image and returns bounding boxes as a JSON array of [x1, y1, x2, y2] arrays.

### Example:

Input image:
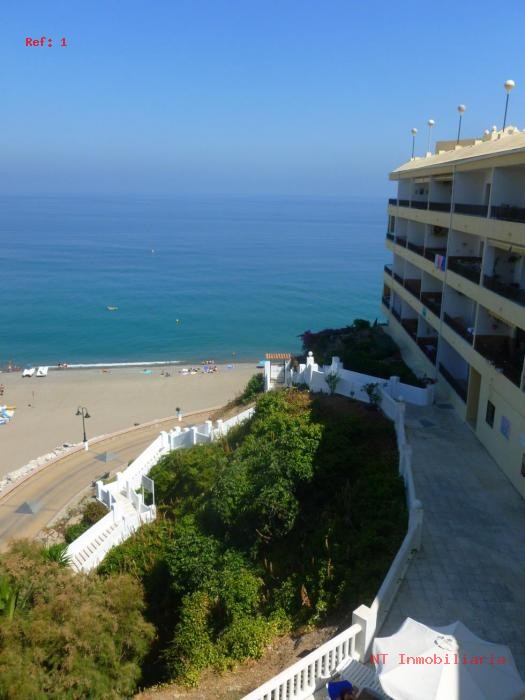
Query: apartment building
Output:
[[383, 127, 525, 498]]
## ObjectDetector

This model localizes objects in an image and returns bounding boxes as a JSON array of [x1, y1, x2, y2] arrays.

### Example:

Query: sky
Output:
[[2, 0, 525, 197]]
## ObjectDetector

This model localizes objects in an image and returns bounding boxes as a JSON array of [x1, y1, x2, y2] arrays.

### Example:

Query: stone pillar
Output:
[[205, 420, 213, 438], [216, 419, 224, 437], [190, 426, 198, 445], [388, 375, 400, 398]]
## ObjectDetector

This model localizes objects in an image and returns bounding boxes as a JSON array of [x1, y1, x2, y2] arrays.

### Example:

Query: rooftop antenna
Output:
[[502, 79, 515, 131], [426, 119, 435, 156], [456, 105, 466, 144], [411, 127, 418, 159]]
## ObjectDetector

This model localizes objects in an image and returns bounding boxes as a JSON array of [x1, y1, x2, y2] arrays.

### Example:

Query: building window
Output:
[[485, 401, 495, 428]]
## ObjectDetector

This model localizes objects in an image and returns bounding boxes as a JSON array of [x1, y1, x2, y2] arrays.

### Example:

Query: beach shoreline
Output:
[[0, 362, 260, 479]]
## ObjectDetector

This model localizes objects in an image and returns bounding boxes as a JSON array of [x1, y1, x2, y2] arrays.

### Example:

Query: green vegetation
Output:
[[0, 541, 154, 699], [300, 319, 424, 386], [0, 378, 406, 695], [64, 499, 108, 543], [237, 372, 264, 404], [99, 388, 405, 687]]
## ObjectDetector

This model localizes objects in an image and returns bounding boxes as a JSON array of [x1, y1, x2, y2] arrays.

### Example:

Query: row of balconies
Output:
[[383, 279, 525, 390], [388, 232, 525, 309], [388, 198, 525, 223]]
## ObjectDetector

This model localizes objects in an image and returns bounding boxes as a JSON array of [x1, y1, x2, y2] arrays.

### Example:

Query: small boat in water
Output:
[[107, 306, 119, 311]]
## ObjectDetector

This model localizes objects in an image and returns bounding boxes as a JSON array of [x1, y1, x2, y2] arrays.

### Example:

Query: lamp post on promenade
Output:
[[426, 119, 435, 156], [457, 104, 466, 143], [502, 79, 515, 131], [411, 128, 418, 159], [76, 406, 90, 447]]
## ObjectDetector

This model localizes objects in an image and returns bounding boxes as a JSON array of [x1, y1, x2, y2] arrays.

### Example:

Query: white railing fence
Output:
[[243, 623, 363, 700], [245, 354, 424, 700], [67, 407, 255, 573]]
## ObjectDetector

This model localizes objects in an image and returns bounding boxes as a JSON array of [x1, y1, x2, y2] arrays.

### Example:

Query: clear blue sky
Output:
[[2, 0, 525, 196]]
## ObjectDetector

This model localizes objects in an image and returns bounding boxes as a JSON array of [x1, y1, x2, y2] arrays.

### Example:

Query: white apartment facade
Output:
[[383, 127, 525, 498]]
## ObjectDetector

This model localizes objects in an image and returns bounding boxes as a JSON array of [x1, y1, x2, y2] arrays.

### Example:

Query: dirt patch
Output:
[[136, 623, 338, 700]]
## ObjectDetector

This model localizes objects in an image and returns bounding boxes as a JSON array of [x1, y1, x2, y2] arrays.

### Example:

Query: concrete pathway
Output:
[[380, 402, 525, 676], [0, 409, 215, 551]]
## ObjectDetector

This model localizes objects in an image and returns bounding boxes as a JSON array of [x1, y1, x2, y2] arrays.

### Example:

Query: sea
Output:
[[0, 195, 389, 367]]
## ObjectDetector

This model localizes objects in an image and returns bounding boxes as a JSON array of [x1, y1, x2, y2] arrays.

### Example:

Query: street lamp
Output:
[[427, 119, 435, 155], [457, 104, 466, 144], [502, 79, 515, 131], [76, 406, 90, 443], [411, 127, 418, 159]]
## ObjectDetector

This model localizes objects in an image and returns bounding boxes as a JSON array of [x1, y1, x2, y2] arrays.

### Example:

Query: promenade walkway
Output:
[[380, 402, 525, 675], [0, 409, 214, 550]]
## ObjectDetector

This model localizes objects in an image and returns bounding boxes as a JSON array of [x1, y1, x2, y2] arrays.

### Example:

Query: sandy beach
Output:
[[0, 363, 259, 478]]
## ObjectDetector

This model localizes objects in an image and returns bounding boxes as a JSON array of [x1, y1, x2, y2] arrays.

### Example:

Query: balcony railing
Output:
[[474, 336, 524, 388], [453, 203, 488, 217], [439, 363, 468, 402], [384, 264, 393, 277], [388, 198, 397, 205], [393, 272, 403, 284], [398, 199, 409, 207], [411, 200, 428, 210], [407, 241, 425, 255], [386, 232, 395, 241], [491, 205, 525, 223], [404, 278, 422, 299], [417, 337, 438, 364], [428, 201, 451, 212], [391, 307, 401, 321], [443, 313, 474, 344], [401, 318, 418, 341], [420, 292, 442, 317], [447, 256, 482, 284], [381, 295, 391, 308], [424, 247, 447, 262], [395, 237, 407, 247], [483, 275, 525, 307]]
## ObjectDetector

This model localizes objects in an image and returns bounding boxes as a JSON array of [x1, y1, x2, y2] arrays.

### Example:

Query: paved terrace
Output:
[[380, 402, 525, 675]]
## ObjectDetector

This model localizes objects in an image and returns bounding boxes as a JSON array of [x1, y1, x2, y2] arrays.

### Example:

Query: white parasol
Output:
[[372, 618, 525, 700]]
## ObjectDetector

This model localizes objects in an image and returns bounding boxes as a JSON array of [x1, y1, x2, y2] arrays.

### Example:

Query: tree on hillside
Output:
[[0, 541, 154, 699]]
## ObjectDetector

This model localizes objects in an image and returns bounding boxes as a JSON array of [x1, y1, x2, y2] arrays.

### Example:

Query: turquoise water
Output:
[[0, 195, 388, 366]]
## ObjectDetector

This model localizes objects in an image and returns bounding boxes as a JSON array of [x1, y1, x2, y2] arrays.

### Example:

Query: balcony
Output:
[[401, 318, 418, 341], [393, 272, 403, 284], [381, 295, 391, 308], [453, 203, 488, 217], [474, 336, 525, 388], [428, 201, 451, 212], [411, 200, 428, 210], [407, 241, 425, 256], [398, 199, 409, 207], [483, 275, 525, 307], [424, 247, 447, 263], [448, 256, 482, 284], [420, 292, 442, 317], [391, 307, 401, 322], [388, 198, 397, 205], [491, 205, 525, 223], [384, 264, 393, 277], [417, 337, 437, 364], [395, 237, 407, 247], [386, 232, 395, 241], [404, 278, 422, 299], [439, 363, 468, 402], [443, 313, 474, 344]]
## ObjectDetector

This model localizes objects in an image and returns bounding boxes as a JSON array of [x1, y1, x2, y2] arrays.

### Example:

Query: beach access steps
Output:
[[66, 407, 255, 573]]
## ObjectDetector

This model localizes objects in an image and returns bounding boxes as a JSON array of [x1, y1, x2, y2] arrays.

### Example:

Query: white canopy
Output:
[[372, 618, 525, 700]]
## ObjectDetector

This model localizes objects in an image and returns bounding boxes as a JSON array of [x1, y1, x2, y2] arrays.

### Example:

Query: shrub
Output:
[[238, 373, 264, 404], [64, 521, 89, 543], [0, 541, 154, 699]]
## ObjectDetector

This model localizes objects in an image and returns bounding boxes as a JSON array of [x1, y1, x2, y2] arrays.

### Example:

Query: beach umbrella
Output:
[[372, 618, 525, 700]]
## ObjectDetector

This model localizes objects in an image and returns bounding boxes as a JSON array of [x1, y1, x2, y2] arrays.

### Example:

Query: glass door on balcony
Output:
[[466, 367, 481, 428]]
